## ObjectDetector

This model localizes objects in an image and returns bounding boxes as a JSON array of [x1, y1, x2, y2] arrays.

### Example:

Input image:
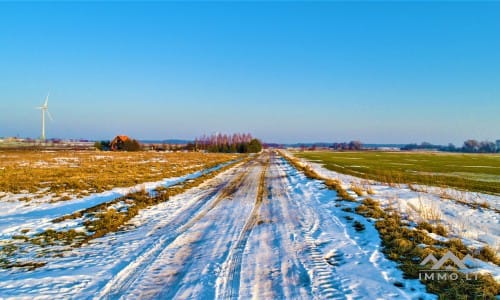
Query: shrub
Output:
[[447, 238, 468, 256], [121, 139, 141, 151], [248, 139, 263, 153], [416, 221, 448, 237], [350, 184, 364, 196], [477, 246, 500, 265], [355, 198, 385, 219], [434, 224, 448, 236]]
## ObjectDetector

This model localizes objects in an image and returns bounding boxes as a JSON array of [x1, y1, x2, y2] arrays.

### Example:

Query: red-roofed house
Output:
[[110, 135, 130, 151]]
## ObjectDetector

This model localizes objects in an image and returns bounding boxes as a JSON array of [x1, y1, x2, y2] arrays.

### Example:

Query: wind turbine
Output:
[[36, 94, 53, 141]]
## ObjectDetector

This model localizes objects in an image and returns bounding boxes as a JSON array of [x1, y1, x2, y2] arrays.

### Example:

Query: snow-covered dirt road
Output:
[[0, 151, 433, 299]]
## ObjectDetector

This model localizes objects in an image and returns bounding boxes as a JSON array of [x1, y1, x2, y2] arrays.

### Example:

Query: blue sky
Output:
[[0, 2, 499, 144]]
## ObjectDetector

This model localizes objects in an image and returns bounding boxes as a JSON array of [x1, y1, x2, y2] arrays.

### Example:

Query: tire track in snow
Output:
[[262, 154, 313, 299], [272, 156, 349, 299], [122, 156, 264, 299], [98, 159, 255, 299], [217, 154, 269, 299]]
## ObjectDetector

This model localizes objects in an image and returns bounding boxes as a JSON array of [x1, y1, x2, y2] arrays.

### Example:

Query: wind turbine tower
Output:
[[36, 94, 53, 141]]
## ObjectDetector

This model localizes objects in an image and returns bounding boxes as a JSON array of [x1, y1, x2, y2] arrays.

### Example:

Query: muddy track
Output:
[[100, 159, 257, 299], [217, 154, 270, 299]]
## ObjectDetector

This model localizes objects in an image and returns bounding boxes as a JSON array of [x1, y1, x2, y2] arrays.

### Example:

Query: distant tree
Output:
[[121, 139, 141, 151], [401, 143, 418, 151], [94, 140, 111, 151], [329, 141, 363, 151], [248, 139, 262, 153], [402, 142, 441, 151], [421, 142, 433, 148], [349, 140, 363, 150], [446, 143, 456, 152], [478, 141, 496, 153], [463, 139, 480, 152], [238, 142, 248, 153], [185, 142, 195, 151]]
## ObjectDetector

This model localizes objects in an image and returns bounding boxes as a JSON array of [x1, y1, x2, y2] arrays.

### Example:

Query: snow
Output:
[[0, 152, 434, 299], [288, 152, 500, 281]]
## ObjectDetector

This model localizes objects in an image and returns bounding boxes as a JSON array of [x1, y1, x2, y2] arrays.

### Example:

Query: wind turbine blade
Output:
[[47, 110, 54, 121], [44, 94, 49, 107]]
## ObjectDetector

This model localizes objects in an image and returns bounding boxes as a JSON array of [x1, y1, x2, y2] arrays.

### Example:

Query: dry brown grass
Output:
[[350, 183, 364, 196], [0, 150, 238, 199], [355, 197, 500, 298]]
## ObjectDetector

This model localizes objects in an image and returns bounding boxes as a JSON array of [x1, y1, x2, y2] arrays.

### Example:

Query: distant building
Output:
[[110, 135, 130, 151]]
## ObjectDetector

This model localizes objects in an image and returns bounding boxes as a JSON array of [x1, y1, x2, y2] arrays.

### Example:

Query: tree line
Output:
[[330, 141, 363, 151], [93, 133, 263, 153], [302, 141, 362, 151], [190, 133, 262, 153], [402, 139, 500, 153]]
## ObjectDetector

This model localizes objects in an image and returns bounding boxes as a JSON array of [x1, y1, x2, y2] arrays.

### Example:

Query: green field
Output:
[[294, 151, 500, 195]]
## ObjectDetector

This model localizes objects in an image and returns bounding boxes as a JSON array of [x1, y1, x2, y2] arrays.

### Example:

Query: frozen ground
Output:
[[0, 151, 434, 299]]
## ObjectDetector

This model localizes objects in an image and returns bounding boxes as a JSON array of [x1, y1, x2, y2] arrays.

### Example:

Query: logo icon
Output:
[[419, 251, 479, 281], [420, 251, 473, 270]]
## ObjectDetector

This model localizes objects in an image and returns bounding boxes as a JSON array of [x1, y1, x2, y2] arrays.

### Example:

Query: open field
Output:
[[0, 151, 238, 201], [294, 151, 500, 195]]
